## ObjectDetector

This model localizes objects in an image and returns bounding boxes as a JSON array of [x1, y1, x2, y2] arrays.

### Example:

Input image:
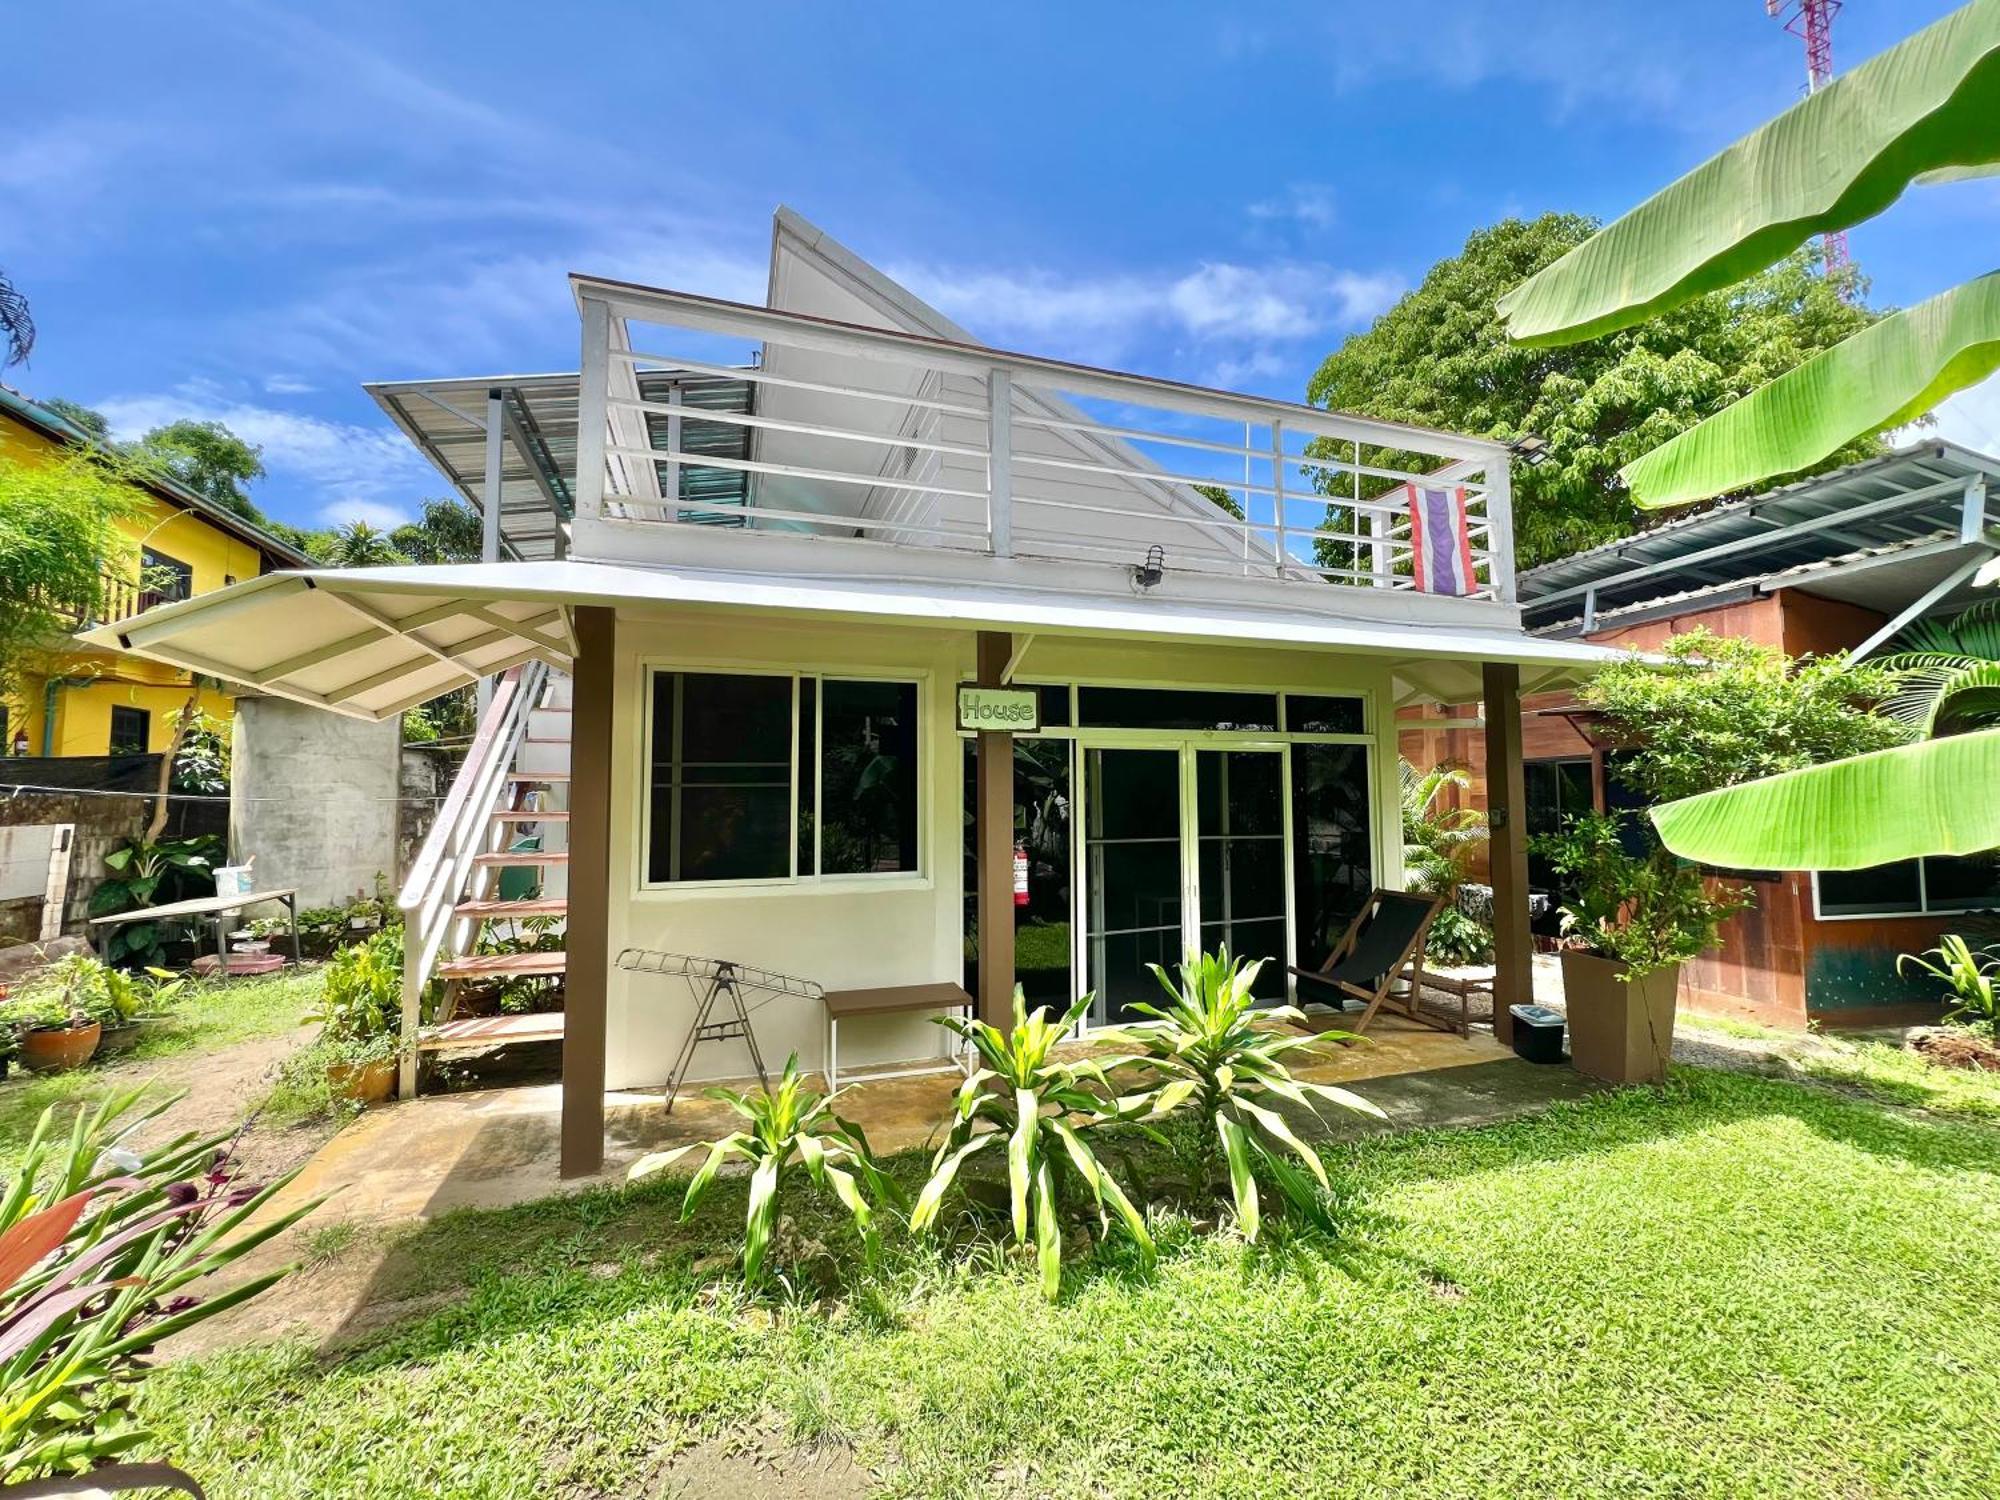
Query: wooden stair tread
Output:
[[471, 850, 569, 866], [436, 951, 567, 980], [507, 770, 571, 782], [417, 1012, 566, 1050], [491, 809, 570, 822], [453, 898, 567, 918]]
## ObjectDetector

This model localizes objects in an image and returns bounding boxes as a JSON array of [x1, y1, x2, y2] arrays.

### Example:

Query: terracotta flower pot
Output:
[[327, 1056, 396, 1105], [22, 1021, 102, 1073], [1560, 951, 1680, 1085], [97, 1020, 151, 1057]]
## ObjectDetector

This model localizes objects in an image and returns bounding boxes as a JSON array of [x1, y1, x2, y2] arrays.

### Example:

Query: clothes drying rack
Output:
[[615, 948, 823, 1112]]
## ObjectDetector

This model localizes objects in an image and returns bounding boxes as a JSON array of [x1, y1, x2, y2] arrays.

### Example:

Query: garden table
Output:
[[88, 887, 301, 972]]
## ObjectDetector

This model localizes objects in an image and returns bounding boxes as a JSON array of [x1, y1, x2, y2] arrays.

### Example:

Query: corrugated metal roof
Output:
[[1518, 441, 2000, 633]]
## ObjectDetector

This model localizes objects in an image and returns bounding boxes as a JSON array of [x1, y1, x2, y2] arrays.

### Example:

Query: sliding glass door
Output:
[[1195, 749, 1288, 1003]]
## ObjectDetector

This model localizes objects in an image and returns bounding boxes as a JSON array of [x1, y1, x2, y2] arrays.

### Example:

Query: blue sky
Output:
[[6, 0, 1994, 531]]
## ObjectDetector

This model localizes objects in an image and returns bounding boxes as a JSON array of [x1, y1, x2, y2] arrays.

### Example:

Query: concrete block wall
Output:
[[230, 696, 402, 909]]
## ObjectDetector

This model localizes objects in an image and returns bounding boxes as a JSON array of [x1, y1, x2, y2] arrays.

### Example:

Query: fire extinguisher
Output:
[[1013, 842, 1030, 907]]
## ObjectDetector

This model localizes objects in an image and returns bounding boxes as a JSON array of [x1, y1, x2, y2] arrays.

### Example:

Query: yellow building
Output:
[[0, 385, 310, 758]]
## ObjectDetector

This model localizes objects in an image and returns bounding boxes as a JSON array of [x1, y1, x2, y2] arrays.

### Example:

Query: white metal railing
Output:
[[569, 279, 1516, 603], [396, 659, 550, 1094]]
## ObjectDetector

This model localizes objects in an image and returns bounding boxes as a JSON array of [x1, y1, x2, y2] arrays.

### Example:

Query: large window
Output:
[[1290, 743, 1373, 968], [138, 548, 194, 611], [645, 670, 919, 886], [1818, 853, 2000, 919]]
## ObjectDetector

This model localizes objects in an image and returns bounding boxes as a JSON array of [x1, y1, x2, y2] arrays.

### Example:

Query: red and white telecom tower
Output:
[[1766, 0, 1853, 281]]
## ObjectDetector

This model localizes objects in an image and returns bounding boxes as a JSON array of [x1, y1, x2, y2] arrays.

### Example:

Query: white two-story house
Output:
[[93, 209, 1621, 1174]]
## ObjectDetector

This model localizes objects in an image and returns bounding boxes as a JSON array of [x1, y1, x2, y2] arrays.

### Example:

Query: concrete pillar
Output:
[[230, 696, 400, 907], [1483, 661, 1531, 1048], [561, 606, 614, 1178], [975, 632, 1015, 1028]]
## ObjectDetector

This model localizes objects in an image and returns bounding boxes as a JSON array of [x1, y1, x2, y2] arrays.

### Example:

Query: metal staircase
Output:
[[397, 662, 571, 1095]]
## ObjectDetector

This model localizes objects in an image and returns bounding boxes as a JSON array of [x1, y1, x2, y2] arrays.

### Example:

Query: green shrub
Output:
[[1531, 812, 1752, 977], [1097, 948, 1381, 1240], [913, 988, 1154, 1299], [1898, 936, 2000, 1035], [629, 1054, 901, 1285]]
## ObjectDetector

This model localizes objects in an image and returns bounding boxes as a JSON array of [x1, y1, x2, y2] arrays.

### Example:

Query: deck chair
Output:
[[1288, 890, 1451, 1035]]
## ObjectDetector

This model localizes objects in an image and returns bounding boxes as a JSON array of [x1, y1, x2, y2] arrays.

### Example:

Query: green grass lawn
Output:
[[0, 967, 319, 1162], [142, 1067, 2000, 1499]]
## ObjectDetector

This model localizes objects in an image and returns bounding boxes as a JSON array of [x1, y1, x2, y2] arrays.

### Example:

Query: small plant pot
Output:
[[326, 1056, 396, 1105], [22, 1021, 102, 1073], [96, 1021, 147, 1057], [1560, 951, 1679, 1085]]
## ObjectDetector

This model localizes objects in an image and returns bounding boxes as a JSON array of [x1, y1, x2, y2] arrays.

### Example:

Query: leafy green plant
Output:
[[10, 953, 115, 1033], [0, 1085, 319, 1487], [1424, 904, 1493, 966], [307, 927, 404, 1046], [1878, 597, 2000, 737], [87, 836, 221, 967], [1400, 760, 1485, 896], [1532, 812, 1753, 978], [912, 988, 1153, 1299], [1898, 936, 2000, 1035], [1095, 949, 1381, 1240], [628, 1054, 900, 1285]]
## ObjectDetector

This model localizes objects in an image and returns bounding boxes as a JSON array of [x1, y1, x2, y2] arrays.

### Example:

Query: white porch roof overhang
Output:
[[81, 560, 1629, 721]]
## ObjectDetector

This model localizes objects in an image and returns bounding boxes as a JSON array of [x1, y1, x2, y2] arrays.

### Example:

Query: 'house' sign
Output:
[[957, 685, 1040, 734]]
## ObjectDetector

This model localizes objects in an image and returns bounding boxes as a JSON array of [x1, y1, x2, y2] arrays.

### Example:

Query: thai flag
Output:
[[1405, 483, 1477, 596]]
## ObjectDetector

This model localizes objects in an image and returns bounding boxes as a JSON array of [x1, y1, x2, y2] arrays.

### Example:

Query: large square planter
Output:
[[1560, 951, 1680, 1085]]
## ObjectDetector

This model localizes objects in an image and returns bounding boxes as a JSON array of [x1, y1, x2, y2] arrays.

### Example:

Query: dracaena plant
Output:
[[629, 1053, 901, 1286], [1095, 948, 1383, 1241], [911, 988, 1154, 1300], [1, 1085, 321, 1491]]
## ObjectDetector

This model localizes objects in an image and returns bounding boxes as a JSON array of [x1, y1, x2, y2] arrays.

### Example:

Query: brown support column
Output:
[[1484, 660, 1530, 1049], [975, 631, 1015, 1028], [561, 605, 614, 1178]]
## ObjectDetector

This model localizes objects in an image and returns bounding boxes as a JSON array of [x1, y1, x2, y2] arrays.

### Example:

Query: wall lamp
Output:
[[1509, 434, 1552, 468], [1131, 544, 1166, 592]]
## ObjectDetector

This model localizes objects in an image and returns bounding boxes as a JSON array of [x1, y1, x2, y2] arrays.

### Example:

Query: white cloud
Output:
[[263, 374, 315, 395], [319, 497, 413, 529], [1248, 183, 1338, 232], [94, 381, 436, 520], [1923, 372, 2000, 454]]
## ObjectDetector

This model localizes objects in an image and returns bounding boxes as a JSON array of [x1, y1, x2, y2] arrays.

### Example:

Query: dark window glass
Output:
[[1819, 861, 1922, 916], [138, 548, 194, 610], [1076, 686, 1277, 731], [1923, 851, 2000, 913], [1085, 747, 1184, 1023], [109, 705, 151, 756], [1525, 758, 1595, 901], [647, 672, 792, 883], [963, 737, 1074, 1009], [1285, 694, 1365, 735], [1197, 750, 1288, 999], [1289, 743, 1373, 968], [1033, 684, 1072, 727], [796, 677, 816, 875], [820, 679, 919, 875]]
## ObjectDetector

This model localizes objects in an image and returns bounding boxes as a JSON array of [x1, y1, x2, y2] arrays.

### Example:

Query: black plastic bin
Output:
[[1509, 1004, 1566, 1065]]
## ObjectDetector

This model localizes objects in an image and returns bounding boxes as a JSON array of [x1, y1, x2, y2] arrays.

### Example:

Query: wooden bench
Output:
[[821, 981, 974, 1090]]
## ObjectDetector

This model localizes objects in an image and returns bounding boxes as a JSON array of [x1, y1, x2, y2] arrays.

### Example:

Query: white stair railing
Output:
[[397, 659, 551, 1094]]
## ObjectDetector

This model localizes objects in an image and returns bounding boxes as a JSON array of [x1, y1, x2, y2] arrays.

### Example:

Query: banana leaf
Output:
[[1620, 272, 2000, 507], [1649, 728, 2000, 870], [1496, 0, 2000, 346]]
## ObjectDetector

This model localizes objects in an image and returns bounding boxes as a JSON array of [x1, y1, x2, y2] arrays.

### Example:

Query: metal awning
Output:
[[1519, 440, 2000, 634], [366, 374, 581, 561], [82, 559, 1628, 721]]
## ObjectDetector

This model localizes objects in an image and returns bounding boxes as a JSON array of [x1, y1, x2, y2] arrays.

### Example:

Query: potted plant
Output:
[[307, 927, 405, 1104], [8, 988, 102, 1072], [1532, 813, 1752, 1084]]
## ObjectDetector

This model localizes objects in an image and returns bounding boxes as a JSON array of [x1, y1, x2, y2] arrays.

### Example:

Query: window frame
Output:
[[636, 663, 928, 894], [109, 704, 151, 756], [1811, 860, 2000, 922], [138, 548, 195, 611]]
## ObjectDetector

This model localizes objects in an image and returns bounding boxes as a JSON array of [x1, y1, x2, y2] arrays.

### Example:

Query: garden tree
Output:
[[325, 519, 402, 567], [44, 396, 110, 443], [390, 497, 482, 563], [1497, 0, 2000, 508], [1576, 629, 1906, 805], [0, 266, 32, 367], [1192, 481, 1244, 520], [133, 418, 266, 521], [1308, 214, 1879, 567], [0, 450, 145, 697], [1877, 597, 2000, 736]]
